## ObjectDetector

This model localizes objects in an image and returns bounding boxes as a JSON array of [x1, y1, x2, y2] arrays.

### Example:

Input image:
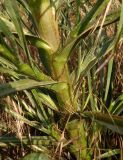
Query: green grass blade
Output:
[[109, 95, 123, 114], [0, 17, 18, 54], [0, 136, 55, 146], [5, 107, 50, 135], [0, 56, 17, 69], [53, 0, 113, 78], [0, 79, 57, 97], [69, 0, 110, 39], [38, 92, 58, 111], [0, 67, 19, 78], [0, 40, 19, 65], [4, 0, 33, 66], [114, 0, 123, 46], [31, 89, 49, 123], [104, 57, 114, 102], [84, 112, 123, 135], [18, 63, 52, 81], [87, 72, 95, 110], [21, 152, 50, 160], [97, 149, 120, 159]]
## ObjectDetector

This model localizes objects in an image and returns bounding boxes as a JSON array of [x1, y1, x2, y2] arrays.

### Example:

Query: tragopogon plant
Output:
[[0, 0, 123, 159]]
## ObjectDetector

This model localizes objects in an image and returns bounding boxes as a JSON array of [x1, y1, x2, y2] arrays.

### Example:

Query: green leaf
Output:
[[97, 149, 120, 159], [5, 107, 49, 134], [0, 67, 19, 78], [21, 152, 50, 160], [67, 119, 88, 159], [52, 0, 111, 78], [38, 92, 58, 111], [4, 0, 33, 68], [0, 42, 18, 65], [69, 0, 110, 39], [0, 79, 57, 97], [0, 56, 17, 69], [31, 89, 49, 122], [104, 57, 114, 102], [114, 0, 123, 46], [0, 136, 54, 146], [109, 95, 123, 115], [0, 17, 17, 52], [84, 112, 123, 135]]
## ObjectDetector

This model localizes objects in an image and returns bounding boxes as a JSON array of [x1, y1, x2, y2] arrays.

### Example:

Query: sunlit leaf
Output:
[[0, 79, 57, 97], [84, 112, 123, 135], [21, 152, 50, 160]]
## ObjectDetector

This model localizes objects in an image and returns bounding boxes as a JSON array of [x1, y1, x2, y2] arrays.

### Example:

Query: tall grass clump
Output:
[[0, 0, 123, 159]]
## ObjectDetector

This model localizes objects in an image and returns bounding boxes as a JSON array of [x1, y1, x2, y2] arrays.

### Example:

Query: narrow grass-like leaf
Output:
[[87, 72, 95, 110], [104, 57, 114, 102], [114, 0, 123, 46], [0, 67, 19, 78], [0, 41, 18, 65], [31, 89, 49, 123], [53, 1, 116, 79], [109, 95, 123, 114], [84, 112, 123, 135], [97, 149, 120, 159], [4, 0, 33, 67], [38, 92, 58, 111], [21, 100, 36, 118], [18, 63, 52, 81], [0, 15, 52, 53], [0, 56, 17, 69], [0, 79, 57, 97], [69, 0, 110, 39], [0, 17, 18, 54], [0, 136, 55, 146], [21, 152, 50, 160], [53, 0, 110, 78], [5, 107, 50, 135]]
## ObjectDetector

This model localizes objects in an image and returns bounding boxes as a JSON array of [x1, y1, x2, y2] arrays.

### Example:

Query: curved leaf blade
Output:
[[0, 79, 57, 97], [21, 152, 50, 160], [84, 111, 123, 135]]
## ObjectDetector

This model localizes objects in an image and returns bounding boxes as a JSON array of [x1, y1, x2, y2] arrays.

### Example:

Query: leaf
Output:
[[52, 0, 111, 78], [0, 42, 18, 65], [0, 17, 17, 51], [0, 79, 57, 97], [104, 57, 114, 102], [31, 89, 49, 122], [4, 0, 34, 68], [38, 92, 58, 111], [114, 0, 123, 46], [69, 0, 110, 39], [84, 111, 123, 135], [4, 0, 27, 54], [0, 16, 52, 53], [67, 119, 88, 159], [97, 149, 120, 159], [109, 95, 123, 115], [0, 136, 54, 146], [5, 107, 49, 134], [0, 56, 17, 69], [21, 152, 50, 160], [0, 67, 19, 78]]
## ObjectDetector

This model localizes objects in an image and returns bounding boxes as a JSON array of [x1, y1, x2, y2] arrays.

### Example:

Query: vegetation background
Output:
[[0, 0, 123, 159]]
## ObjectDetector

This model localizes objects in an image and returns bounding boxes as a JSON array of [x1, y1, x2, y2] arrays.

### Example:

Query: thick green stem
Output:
[[28, 0, 60, 52], [28, 0, 77, 113]]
